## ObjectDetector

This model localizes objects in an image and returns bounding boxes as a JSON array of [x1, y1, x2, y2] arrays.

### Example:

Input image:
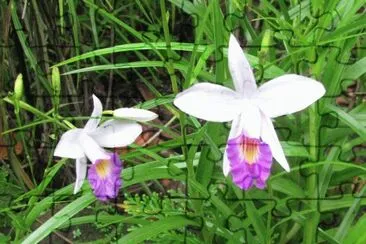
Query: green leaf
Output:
[[327, 104, 366, 141], [321, 15, 366, 43], [281, 141, 310, 157], [343, 214, 366, 244], [342, 56, 366, 80], [22, 193, 95, 244], [334, 186, 366, 242], [244, 194, 267, 243], [271, 178, 305, 197], [320, 194, 366, 211], [58, 214, 149, 229], [116, 216, 200, 243]]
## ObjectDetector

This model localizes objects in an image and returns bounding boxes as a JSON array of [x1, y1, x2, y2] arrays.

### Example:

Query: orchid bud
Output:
[[258, 30, 272, 65], [14, 74, 24, 100], [51, 67, 61, 111], [261, 29, 272, 53], [52, 67, 61, 97]]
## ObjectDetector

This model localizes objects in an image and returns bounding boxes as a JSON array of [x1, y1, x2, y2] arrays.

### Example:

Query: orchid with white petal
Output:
[[174, 34, 325, 190], [54, 95, 157, 196]]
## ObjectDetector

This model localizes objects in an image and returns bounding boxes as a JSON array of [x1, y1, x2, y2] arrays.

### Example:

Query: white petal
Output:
[[78, 132, 109, 163], [223, 115, 243, 176], [54, 129, 85, 159], [90, 119, 142, 147], [240, 102, 261, 138], [228, 34, 257, 97], [260, 113, 290, 172], [74, 157, 87, 194], [174, 82, 242, 122], [113, 108, 158, 122], [255, 74, 326, 118], [84, 94, 103, 132]]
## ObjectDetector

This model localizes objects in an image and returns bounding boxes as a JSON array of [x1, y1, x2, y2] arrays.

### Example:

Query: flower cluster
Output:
[[54, 34, 325, 200]]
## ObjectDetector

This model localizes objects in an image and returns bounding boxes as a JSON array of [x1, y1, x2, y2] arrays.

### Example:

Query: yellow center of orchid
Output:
[[241, 137, 260, 164], [95, 159, 112, 179]]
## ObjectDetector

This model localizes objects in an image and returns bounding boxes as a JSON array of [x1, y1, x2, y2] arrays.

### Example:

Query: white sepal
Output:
[[228, 34, 257, 97], [74, 157, 87, 194], [53, 129, 85, 159], [174, 82, 242, 122], [84, 94, 103, 132], [260, 113, 290, 172], [113, 108, 158, 122], [255, 74, 326, 118], [91, 119, 142, 147]]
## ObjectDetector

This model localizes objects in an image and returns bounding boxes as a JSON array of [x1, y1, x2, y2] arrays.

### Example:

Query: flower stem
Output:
[[14, 98, 36, 184], [304, 103, 320, 244]]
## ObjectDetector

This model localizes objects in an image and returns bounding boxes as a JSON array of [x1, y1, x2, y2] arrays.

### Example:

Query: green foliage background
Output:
[[0, 0, 365, 243]]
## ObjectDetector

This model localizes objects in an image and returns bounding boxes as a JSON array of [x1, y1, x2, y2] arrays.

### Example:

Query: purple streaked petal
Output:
[[88, 152, 122, 201], [241, 176, 253, 190], [226, 133, 272, 190], [255, 179, 266, 189]]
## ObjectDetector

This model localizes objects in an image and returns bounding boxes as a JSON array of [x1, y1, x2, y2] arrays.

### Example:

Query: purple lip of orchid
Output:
[[88, 152, 122, 201], [226, 133, 272, 190]]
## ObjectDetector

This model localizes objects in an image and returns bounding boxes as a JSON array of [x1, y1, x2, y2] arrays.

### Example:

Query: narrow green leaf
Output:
[[342, 56, 366, 80], [343, 214, 366, 244], [271, 178, 305, 197], [334, 186, 366, 242], [244, 193, 267, 243], [58, 215, 149, 229], [327, 104, 366, 141], [22, 193, 95, 244], [117, 216, 200, 243]]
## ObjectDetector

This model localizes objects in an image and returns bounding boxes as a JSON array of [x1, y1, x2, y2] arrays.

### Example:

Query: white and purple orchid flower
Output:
[[174, 34, 325, 190], [54, 95, 157, 200]]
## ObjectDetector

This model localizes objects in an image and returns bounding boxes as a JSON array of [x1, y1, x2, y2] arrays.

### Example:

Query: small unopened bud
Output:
[[258, 30, 272, 65], [166, 11, 170, 23], [14, 74, 24, 100], [260, 29, 272, 54], [52, 67, 61, 97]]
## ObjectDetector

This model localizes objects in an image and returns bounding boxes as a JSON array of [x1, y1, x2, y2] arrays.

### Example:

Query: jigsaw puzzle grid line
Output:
[[0, 1, 364, 243]]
